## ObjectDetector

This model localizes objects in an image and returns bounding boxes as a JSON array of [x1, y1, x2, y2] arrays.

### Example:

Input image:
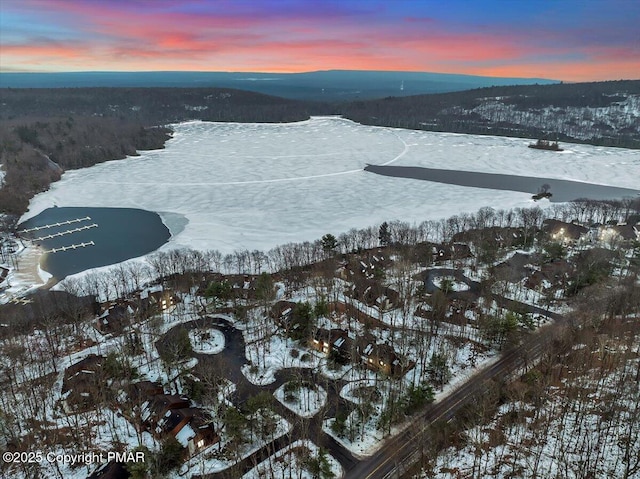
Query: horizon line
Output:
[[0, 68, 561, 81]]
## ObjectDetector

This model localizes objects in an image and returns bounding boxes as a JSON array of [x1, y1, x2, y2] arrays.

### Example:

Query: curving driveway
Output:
[[158, 264, 565, 479], [158, 316, 358, 478]]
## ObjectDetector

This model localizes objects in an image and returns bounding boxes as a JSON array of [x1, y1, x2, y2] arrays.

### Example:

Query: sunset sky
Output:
[[1, 0, 638, 81]]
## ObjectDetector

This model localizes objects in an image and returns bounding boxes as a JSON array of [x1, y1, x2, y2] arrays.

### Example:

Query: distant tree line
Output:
[[0, 87, 320, 124], [338, 80, 640, 148]]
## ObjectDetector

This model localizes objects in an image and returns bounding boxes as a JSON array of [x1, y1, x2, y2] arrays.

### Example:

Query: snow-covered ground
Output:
[[323, 348, 499, 459], [455, 93, 640, 142], [189, 327, 225, 354], [432, 275, 470, 292], [491, 279, 567, 314], [242, 440, 343, 479], [274, 382, 327, 418], [0, 242, 52, 304], [20, 117, 640, 259], [428, 348, 640, 479], [241, 331, 321, 385], [180, 412, 292, 476]]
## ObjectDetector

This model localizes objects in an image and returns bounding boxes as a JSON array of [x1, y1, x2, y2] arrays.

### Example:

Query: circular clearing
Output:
[[189, 328, 225, 354]]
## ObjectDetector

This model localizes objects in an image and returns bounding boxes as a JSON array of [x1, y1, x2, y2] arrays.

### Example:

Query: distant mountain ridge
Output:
[[0, 69, 557, 100]]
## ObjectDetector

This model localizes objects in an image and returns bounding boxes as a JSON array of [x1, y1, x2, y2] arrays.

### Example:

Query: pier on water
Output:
[[19, 216, 99, 255], [32, 224, 98, 242], [44, 241, 96, 254], [19, 216, 92, 233]]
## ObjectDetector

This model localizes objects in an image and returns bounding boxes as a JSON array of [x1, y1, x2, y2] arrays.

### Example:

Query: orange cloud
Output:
[[2, 0, 638, 80], [476, 59, 640, 83], [2, 43, 86, 59]]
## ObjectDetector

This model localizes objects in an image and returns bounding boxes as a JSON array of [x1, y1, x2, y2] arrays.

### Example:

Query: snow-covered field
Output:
[[20, 117, 640, 257]]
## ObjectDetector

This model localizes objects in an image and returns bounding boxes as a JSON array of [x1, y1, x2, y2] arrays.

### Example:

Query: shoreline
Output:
[[0, 242, 52, 301]]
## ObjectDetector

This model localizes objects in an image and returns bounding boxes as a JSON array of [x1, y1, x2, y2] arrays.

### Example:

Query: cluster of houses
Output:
[[336, 253, 401, 311], [348, 279, 398, 312], [337, 252, 390, 281], [62, 355, 219, 457], [95, 286, 175, 335], [272, 300, 414, 378], [136, 383, 219, 455], [543, 218, 640, 245], [310, 327, 414, 378]]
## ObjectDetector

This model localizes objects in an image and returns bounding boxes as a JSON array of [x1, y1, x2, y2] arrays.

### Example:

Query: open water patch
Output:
[[364, 165, 640, 202], [18, 206, 171, 280]]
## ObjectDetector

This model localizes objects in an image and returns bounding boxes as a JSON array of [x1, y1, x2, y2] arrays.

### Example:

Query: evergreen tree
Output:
[[379, 221, 391, 246], [255, 272, 275, 302], [204, 280, 232, 309], [321, 233, 338, 253], [427, 351, 451, 388]]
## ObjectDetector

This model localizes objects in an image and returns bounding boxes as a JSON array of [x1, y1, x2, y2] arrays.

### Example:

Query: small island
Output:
[[528, 139, 564, 151], [532, 191, 553, 200]]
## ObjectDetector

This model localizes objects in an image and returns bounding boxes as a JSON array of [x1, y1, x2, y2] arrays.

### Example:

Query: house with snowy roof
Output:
[[140, 393, 219, 454], [61, 354, 105, 413], [174, 409, 220, 456], [356, 335, 414, 378], [310, 328, 353, 363], [137, 285, 176, 317], [599, 222, 640, 243], [542, 219, 589, 244], [95, 302, 135, 335]]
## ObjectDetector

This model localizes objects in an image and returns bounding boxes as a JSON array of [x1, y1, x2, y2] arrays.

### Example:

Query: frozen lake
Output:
[[22, 117, 640, 257]]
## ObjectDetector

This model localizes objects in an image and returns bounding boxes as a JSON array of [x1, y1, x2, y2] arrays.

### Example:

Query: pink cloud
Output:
[[3, 0, 638, 80], [475, 59, 640, 82]]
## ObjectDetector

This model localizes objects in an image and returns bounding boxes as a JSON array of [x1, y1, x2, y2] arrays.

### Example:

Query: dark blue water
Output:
[[18, 207, 170, 280], [365, 165, 640, 202]]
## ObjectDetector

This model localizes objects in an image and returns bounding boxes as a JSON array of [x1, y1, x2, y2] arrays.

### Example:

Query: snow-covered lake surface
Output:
[[21, 117, 640, 256]]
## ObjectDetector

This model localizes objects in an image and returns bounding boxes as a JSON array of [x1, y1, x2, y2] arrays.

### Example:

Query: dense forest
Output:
[[1, 79, 638, 478], [1, 80, 638, 219], [339, 80, 640, 148], [415, 313, 640, 479], [0, 87, 317, 124], [0, 118, 170, 215], [0, 70, 556, 100]]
